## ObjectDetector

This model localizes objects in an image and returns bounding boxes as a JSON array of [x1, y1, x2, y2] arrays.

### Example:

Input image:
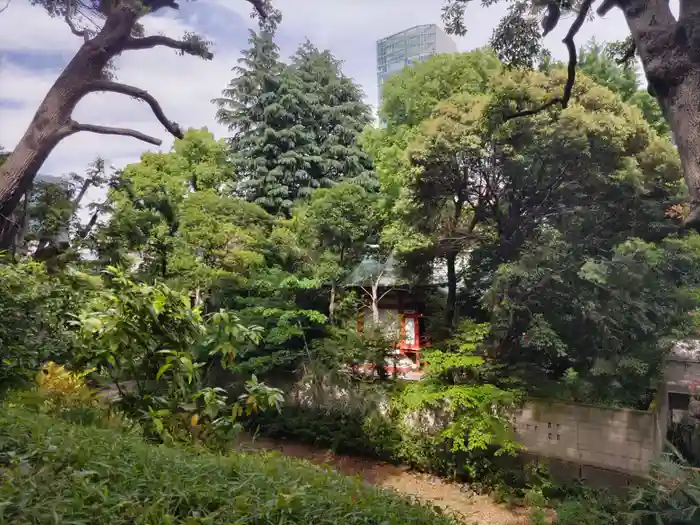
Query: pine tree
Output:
[[214, 31, 318, 216], [289, 41, 377, 192], [213, 30, 282, 149]]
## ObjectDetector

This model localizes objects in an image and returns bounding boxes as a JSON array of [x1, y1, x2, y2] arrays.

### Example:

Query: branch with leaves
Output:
[[0, 0, 279, 245], [503, 0, 594, 120]]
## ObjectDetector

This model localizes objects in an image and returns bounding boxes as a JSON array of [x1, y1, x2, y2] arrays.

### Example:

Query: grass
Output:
[[0, 406, 459, 525]]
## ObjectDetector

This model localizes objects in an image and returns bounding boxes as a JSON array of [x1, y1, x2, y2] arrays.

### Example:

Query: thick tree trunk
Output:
[[329, 282, 337, 323], [0, 11, 137, 249], [663, 70, 700, 228], [617, 0, 700, 228], [445, 249, 458, 329], [371, 281, 380, 326]]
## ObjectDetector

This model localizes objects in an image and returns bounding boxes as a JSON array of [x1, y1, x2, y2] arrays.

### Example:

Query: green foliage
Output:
[[578, 40, 670, 138], [308, 325, 399, 382], [374, 61, 686, 406], [74, 267, 282, 449], [290, 40, 377, 191], [214, 31, 315, 216], [380, 50, 501, 128], [294, 183, 380, 319], [397, 320, 521, 458], [0, 261, 94, 392], [486, 230, 700, 406], [214, 31, 375, 216], [627, 449, 700, 525], [0, 406, 458, 525], [96, 128, 252, 287]]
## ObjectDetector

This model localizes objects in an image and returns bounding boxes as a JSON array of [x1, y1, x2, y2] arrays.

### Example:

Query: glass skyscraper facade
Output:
[[376, 24, 458, 109]]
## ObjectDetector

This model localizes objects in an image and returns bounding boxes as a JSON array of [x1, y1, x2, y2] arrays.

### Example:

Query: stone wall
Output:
[[512, 398, 663, 476], [665, 340, 700, 394], [289, 380, 665, 479]]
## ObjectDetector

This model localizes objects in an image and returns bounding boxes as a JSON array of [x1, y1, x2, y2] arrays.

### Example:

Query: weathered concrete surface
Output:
[[511, 397, 663, 476]]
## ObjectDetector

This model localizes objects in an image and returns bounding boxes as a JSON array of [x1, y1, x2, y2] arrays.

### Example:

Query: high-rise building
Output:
[[376, 24, 458, 109]]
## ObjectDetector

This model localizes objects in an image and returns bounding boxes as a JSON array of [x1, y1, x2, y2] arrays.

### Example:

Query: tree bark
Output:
[[371, 281, 380, 326], [664, 70, 700, 228], [445, 248, 458, 329], [329, 281, 337, 323], [0, 9, 139, 249], [614, 0, 700, 228]]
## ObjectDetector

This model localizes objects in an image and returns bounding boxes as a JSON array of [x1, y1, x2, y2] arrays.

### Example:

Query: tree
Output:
[[578, 40, 670, 137], [438, 69, 683, 403], [214, 30, 317, 216], [213, 29, 283, 158], [0, 0, 279, 249], [379, 50, 501, 129], [289, 41, 376, 191], [406, 94, 491, 328], [215, 34, 377, 216], [373, 51, 687, 401], [95, 128, 262, 290], [96, 128, 327, 376], [295, 183, 378, 322], [441, 0, 700, 229]]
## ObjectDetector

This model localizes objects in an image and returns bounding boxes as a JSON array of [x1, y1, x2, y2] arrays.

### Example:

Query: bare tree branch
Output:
[[86, 80, 183, 139], [617, 41, 637, 64], [65, 13, 89, 41], [0, 0, 11, 15], [62, 0, 90, 41], [123, 34, 213, 59], [66, 120, 162, 145], [679, 0, 700, 21], [504, 0, 594, 121], [596, 0, 617, 17], [245, 0, 267, 19]]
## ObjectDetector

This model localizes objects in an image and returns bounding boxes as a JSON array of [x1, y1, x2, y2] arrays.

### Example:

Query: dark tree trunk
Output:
[[329, 282, 337, 324], [444, 198, 465, 329], [616, 0, 700, 228], [445, 248, 458, 329], [0, 11, 138, 249], [663, 70, 700, 227]]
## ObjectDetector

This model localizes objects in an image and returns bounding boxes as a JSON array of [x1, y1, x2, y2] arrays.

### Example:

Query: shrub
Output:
[[627, 450, 700, 525], [36, 361, 97, 410], [75, 267, 283, 449], [0, 407, 458, 525], [0, 261, 92, 392]]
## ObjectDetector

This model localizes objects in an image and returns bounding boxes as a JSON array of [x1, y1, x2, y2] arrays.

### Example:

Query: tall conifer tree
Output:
[[214, 31, 317, 216], [290, 41, 376, 191]]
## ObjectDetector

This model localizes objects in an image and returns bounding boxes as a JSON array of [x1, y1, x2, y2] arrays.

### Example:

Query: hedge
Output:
[[0, 407, 458, 525]]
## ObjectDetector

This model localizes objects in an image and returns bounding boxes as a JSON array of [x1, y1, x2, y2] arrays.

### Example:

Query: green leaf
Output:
[[156, 363, 173, 380]]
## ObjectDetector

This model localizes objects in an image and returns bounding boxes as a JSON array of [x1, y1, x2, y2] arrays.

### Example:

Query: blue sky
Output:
[[0, 0, 651, 183]]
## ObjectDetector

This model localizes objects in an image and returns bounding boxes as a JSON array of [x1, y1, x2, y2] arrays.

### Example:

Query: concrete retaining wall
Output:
[[512, 398, 662, 476], [290, 379, 665, 479]]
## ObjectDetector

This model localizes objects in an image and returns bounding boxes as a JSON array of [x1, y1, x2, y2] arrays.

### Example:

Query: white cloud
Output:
[[0, 0, 671, 183], [0, 0, 237, 179]]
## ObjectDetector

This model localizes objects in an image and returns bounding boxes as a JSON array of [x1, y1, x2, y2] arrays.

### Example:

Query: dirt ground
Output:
[[239, 437, 537, 525]]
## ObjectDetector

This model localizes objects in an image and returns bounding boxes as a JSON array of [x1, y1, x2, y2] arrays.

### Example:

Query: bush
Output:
[[75, 267, 283, 450], [0, 407, 457, 525], [0, 261, 91, 392]]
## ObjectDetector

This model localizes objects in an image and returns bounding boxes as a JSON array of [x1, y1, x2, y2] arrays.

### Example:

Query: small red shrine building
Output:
[[343, 253, 430, 375]]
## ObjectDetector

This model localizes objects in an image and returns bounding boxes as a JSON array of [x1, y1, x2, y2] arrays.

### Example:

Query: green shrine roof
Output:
[[342, 253, 410, 288]]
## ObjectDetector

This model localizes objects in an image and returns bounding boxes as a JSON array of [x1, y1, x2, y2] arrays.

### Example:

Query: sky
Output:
[[0, 0, 642, 182]]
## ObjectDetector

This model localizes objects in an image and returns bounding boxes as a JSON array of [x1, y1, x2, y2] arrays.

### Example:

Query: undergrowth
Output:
[[0, 406, 459, 525]]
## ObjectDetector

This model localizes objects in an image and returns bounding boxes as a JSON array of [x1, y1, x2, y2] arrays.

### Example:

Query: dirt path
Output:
[[239, 437, 534, 525]]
